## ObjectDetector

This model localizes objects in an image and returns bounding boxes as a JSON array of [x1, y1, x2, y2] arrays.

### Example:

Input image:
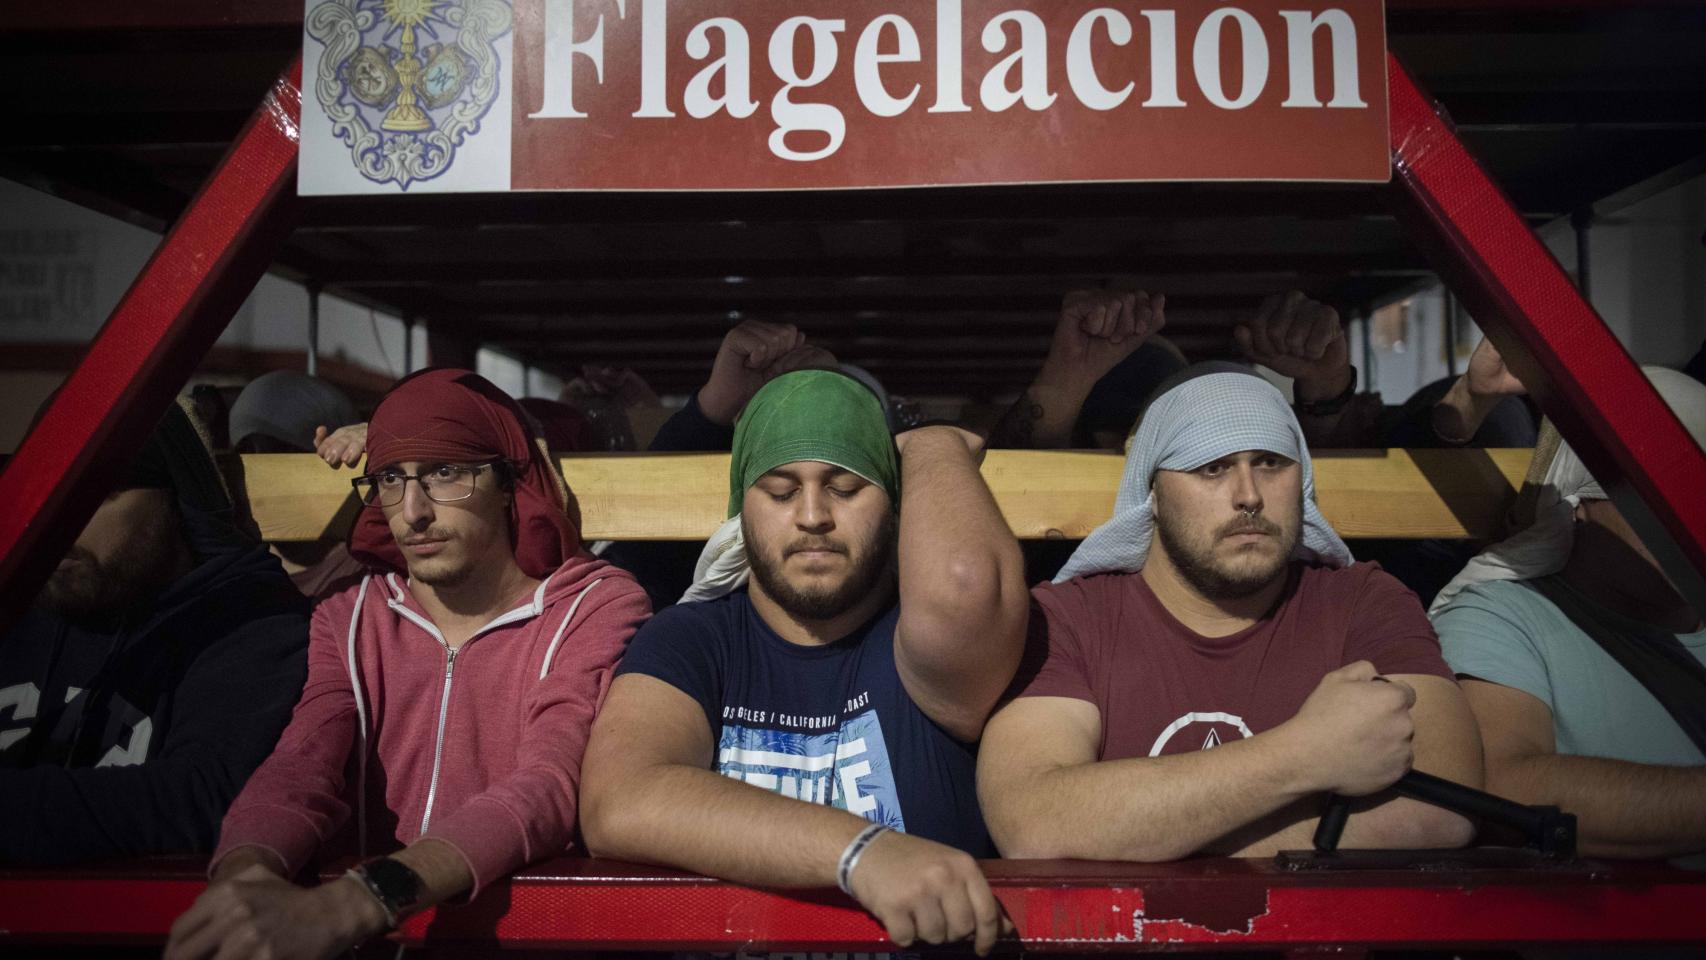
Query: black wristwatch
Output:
[[1293, 367, 1358, 417], [346, 856, 424, 930]]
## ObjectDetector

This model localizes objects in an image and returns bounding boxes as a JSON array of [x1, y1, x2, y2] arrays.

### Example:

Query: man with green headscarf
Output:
[[582, 370, 1028, 956]]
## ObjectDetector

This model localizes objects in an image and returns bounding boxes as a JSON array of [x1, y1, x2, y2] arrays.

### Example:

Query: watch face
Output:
[[363, 857, 424, 911]]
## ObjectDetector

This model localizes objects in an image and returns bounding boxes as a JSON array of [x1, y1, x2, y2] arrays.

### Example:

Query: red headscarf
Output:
[[350, 368, 582, 577]]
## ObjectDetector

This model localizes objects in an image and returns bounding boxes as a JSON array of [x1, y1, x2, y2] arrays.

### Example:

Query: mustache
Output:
[[783, 537, 849, 557], [400, 527, 457, 546], [1216, 515, 1281, 539]]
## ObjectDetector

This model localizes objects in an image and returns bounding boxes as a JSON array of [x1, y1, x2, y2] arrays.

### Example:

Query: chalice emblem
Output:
[[381, 0, 439, 131]]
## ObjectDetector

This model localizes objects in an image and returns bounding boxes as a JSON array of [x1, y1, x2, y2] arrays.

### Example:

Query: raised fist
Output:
[[1234, 291, 1351, 403], [697, 321, 838, 425]]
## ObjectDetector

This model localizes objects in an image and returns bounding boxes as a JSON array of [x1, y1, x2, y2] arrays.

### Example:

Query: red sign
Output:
[[510, 0, 1388, 189]]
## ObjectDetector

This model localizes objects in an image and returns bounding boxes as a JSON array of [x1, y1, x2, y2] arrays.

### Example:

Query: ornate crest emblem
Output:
[[307, 0, 512, 189]]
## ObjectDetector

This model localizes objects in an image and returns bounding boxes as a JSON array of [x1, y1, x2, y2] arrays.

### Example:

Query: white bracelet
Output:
[[836, 823, 891, 896]]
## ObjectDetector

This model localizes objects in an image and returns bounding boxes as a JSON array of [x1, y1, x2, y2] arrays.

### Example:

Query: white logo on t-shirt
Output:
[[1149, 711, 1253, 756]]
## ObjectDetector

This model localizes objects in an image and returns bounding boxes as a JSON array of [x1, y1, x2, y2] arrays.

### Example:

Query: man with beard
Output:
[[580, 369, 1029, 956], [0, 400, 310, 864], [166, 369, 649, 960], [976, 365, 1483, 861]]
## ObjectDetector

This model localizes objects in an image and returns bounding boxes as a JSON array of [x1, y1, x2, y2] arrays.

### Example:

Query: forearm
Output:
[[1295, 387, 1382, 449], [584, 762, 870, 887], [391, 838, 475, 908], [302, 837, 476, 951], [986, 730, 1314, 861], [987, 374, 1089, 449], [1429, 376, 1506, 444], [1215, 794, 1473, 857], [1221, 677, 1481, 855], [1491, 754, 1706, 858], [210, 845, 288, 883]]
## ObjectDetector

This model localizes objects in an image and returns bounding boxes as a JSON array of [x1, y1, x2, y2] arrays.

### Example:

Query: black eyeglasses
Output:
[[352, 461, 503, 508]]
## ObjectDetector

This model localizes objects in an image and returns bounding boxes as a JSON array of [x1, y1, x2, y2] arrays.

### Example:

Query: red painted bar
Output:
[[0, 59, 304, 629], [3, 858, 1703, 950], [1384, 53, 1706, 613]]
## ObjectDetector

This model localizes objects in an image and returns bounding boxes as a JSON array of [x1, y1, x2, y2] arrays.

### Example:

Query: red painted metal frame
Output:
[[4, 858, 1704, 950], [0, 32, 1701, 957], [0, 59, 303, 628], [1385, 54, 1706, 613]]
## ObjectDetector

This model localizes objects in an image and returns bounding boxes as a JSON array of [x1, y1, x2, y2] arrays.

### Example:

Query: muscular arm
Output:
[[978, 696, 1320, 861], [979, 669, 1477, 861], [893, 429, 1029, 742], [583, 674, 1011, 954], [1463, 679, 1706, 859], [580, 674, 871, 886], [1213, 674, 1481, 856]]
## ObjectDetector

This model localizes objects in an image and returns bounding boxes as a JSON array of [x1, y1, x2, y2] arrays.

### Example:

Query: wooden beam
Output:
[[235, 449, 1530, 544]]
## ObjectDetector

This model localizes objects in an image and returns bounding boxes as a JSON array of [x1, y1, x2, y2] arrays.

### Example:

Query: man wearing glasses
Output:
[[166, 368, 650, 960]]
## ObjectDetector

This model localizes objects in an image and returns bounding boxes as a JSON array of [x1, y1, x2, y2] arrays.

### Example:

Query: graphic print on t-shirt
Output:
[[716, 699, 906, 829], [1148, 711, 1254, 757]]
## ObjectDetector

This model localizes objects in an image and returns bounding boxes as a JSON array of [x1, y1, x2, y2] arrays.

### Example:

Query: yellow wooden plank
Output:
[[230, 449, 1530, 543]]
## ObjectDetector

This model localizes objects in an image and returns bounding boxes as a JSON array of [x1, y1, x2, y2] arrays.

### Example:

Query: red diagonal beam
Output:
[[1385, 53, 1706, 614], [0, 57, 303, 628]]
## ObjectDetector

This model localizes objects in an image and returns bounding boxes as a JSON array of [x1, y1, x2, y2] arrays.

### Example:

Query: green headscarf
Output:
[[727, 370, 899, 517]]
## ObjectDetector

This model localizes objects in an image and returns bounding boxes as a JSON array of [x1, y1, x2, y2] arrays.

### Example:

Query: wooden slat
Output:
[[232, 449, 1531, 543]]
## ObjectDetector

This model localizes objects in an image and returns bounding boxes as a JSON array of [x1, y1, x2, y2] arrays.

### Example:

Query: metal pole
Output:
[[306, 281, 321, 378], [1358, 308, 1373, 385], [1444, 292, 1459, 379]]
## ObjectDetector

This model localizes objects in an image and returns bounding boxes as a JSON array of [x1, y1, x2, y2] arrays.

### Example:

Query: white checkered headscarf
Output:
[[1054, 370, 1352, 582]]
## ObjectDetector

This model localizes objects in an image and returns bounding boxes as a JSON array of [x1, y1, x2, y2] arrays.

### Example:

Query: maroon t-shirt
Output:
[[1017, 562, 1451, 761]]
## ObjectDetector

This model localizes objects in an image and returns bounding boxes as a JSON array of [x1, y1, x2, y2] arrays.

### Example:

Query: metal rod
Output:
[[1314, 796, 1352, 852], [1394, 770, 1544, 833], [306, 281, 321, 378], [1358, 309, 1374, 387], [1444, 292, 1459, 378]]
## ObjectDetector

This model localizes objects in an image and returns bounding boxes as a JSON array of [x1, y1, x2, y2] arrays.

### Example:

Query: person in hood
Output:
[[0, 398, 310, 865], [579, 370, 1028, 956], [976, 365, 1482, 862], [228, 370, 367, 600], [167, 368, 650, 960]]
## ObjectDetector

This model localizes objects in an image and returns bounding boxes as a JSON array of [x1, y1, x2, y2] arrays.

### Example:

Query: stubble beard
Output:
[[403, 531, 475, 590], [745, 513, 897, 622], [40, 505, 183, 627], [1154, 509, 1298, 601]]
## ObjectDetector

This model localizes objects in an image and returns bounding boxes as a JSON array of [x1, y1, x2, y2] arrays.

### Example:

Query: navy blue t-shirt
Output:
[[615, 590, 992, 856]]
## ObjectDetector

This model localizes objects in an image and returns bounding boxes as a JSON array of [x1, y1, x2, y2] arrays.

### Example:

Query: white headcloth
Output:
[[1054, 369, 1353, 583]]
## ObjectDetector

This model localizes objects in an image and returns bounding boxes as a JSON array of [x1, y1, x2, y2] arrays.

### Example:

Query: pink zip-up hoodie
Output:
[[212, 556, 650, 896]]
